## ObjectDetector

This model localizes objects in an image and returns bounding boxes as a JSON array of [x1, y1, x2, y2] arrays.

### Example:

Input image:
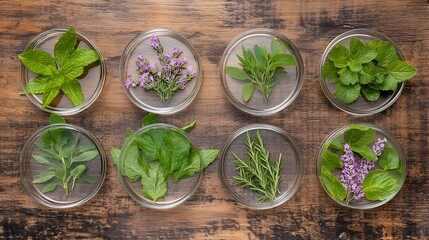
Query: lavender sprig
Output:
[[125, 34, 196, 102]]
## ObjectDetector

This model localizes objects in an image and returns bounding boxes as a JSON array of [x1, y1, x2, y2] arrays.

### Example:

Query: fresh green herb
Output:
[[320, 124, 402, 204], [32, 113, 98, 196], [233, 130, 282, 203], [226, 39, 297, 103], [19, 27, 100, 109], [111, 113, 219, 202], [322, 38, 416, 104]]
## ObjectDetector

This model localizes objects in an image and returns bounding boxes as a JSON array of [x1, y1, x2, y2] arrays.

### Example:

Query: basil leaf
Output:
[[344, 124, 376, 147], [378, 142, 400, 170], [362, 170, 399, 201], [351, 145, 376, 161], [320, 165, 347, 201]]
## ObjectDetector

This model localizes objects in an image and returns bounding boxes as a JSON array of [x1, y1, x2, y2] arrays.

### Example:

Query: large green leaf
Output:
[[54, 27, 77, 67], [362, 170, 399, 201], [320, 165, 347, 201]]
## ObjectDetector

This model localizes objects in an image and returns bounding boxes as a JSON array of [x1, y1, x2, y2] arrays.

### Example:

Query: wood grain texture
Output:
[[1, 0, 428, 239]]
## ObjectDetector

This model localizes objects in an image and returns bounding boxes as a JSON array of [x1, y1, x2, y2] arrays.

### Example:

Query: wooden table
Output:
[[1, 1, 428, 239]]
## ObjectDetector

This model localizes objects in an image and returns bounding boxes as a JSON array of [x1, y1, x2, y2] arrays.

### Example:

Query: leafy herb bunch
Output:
[[320, 124, 402, 204], [234, 130, 282, 203], [111, 113, 219, 202], [322, 38, 416, 104], [32, 114, 99, 197], [19, 27, 100, 109], [125, 34, 196, 102], [226, 39, 297, 103]]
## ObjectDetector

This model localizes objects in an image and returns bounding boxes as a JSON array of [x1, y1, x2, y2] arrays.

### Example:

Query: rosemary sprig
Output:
[[233, 130, 282, 203]]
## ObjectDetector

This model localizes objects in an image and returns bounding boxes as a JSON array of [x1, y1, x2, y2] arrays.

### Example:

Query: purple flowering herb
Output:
[[125, 34, 196, 101], [372, 137, 387, 159]]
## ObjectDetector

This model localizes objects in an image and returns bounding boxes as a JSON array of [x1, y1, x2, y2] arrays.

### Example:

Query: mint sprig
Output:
[[322, 38, 416, 104], [19, 27, 99, 109]]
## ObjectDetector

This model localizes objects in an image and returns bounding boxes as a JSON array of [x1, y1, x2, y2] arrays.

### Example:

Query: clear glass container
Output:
[[19, 29, 106, 116], [220, 29, 304, 116], [119, 29, 201, 115], [118, 123, 202, 209], [319, 28, 405, 115], [316, 123, 407, 209], [220, 124, 304, 209], [20, 123, 107, 208]]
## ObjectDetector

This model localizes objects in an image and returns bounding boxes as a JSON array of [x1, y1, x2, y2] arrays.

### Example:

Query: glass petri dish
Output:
[[319, 28, 405, 115], [220, 124, 304, 209], [119, 29, 201, 115], [19, 29, 106, 116], [220, 29, 304, 116], [20, 123, 107, 208], [118, 123, 202, 209], [316, 123, 407, 209]]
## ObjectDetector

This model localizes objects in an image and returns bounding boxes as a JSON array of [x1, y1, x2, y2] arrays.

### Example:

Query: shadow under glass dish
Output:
[[319, 28, 405, 116], [20, 123, 107, 208], [316, 123, 407, 209], [220, 124, 303, 209], [19, 29, 106, 116], [119, 29, 202, 115], [220, 29, 304, 116]]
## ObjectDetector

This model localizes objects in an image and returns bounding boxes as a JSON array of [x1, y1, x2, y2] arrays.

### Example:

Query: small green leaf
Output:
[[78, 143, 96, 153], [32, 154, 52, 165], [361, 85, 380, 101], [111, 147, 121, 166], [378, 74, 398, 91], [50, 113, 66, 124], [32, 171, 56, 184], [225, 66, 251, 80], [352, 145, 376, 161], [254, 44, 267, 66], [344, 124, 376, 147], [41, 86, 61, 109], [270, 54, 297, 68], [347, 59, 362, 72], [338, 68, 359, 85], [63, 48, 99, 69], [121, 143, 147, 181], [141, 162, 167, 202], [24, 75, 50, 94], [142, 112, 159, 127], [242, 82, 254, 102], [54, 27, 77, 67], [320, 165, 347, 201], [271, 39, 287, 55], [362, 170, 399, 201], [358, 63, 376, 84], [200, 149, 220, 169], [378, 142, 400, 170], [335, 82, 361, 104], [61, 79, 84, 107], [350, 38, 377, 64], [172, 147, 201, 180], [328, 44, 349, 68], [321, 150, 343, 170], [328, 135, 344, 151], [42, 182, 57, 193], [80, 173, 97, 184], [18, 49, 57, 76], [73, 150, 99, 163], [70, 164, 86, 189], [371, 40, 400, 67], [387, 60, 417, 82], [181, 120, 196, 133]]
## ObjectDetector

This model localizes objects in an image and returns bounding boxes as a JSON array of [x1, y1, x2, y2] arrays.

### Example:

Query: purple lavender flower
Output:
[[125, 75, 134, 89], [150, 34, 161, 51], [139, 72, 149, 86], [186, 66, 196, 78], [178, 75, 186, 89]]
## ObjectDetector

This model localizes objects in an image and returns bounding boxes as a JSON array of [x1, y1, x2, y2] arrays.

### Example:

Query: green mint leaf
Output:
[[335, 82, 361, 104], [141, 162, 167, 202], [361, 85, 380, 101], [64, 48, 99, 69], [24, 75, 50, 94], [50, 113, 66, 124], [378, 142, 400, 170], [344, 124, 376, 147], [225, 66, 250, 80], [73, 150, 99, 163], [338, 68, 359, 85], [328, 135, 344, 151], [32, 154, 52, 165], [200, 149, 220, 169], [270, 54, 296, 69], [111, 147, 121, 166], [121, 143, 146, 181], [172, 147, 201, 180], [387, 60, 417, 82], [374, 41, 400, 67], [347, 59, 362, 72], [322, 60, 339, 83], [142, 112, 159, 127], [61, 79, 84, 106], [42, 86, 61, 109], [328, 44, 349, 68], [358, 63, 376, 84], [378, 74, 398, 91], [351, 145, 377, 161], [349, 38, 377, 64], [18, 49, 57, 76], [32, 171, 56, 183], [320, 165, 347, 201], [321, 150, 343, 170], [54, 27, 77, 67], [362, 169, 399, 201], [61, 66, 84, 82], [271, 39, 287, 55], [242, 82, 254, 102], [181, 120, 196, 133], [42, 182, 57, 193]]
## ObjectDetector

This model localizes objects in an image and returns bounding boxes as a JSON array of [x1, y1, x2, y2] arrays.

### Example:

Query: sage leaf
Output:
[[32, 154, 52, 165], [73, 150, 99, 163], [32, 171, 56, 184], [42, 182, 57, 193], [242, 82, 254, 102], [225, 66, 250, 80]]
